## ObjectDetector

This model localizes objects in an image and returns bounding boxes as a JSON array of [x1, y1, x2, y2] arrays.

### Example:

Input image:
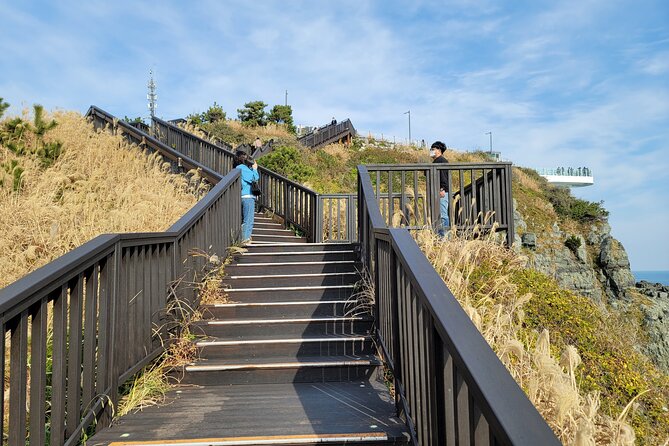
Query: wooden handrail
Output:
[[357, 165, 559, 445]]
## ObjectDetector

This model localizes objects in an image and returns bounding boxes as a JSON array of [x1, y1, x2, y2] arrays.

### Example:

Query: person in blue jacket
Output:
[[234, 150, 259, 244]]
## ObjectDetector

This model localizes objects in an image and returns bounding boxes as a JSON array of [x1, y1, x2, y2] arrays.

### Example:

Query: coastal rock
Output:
[[635, 282, 669, 373], [587, 222, 611, 246], [530, 242, 603, 303], [575, 234, 588, 263], [598, 237, 636, 299], [512, 199, 527, 233], [521, 233, 536, 249]]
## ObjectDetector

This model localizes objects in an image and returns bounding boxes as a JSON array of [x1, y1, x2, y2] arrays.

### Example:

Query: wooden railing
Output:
[[317, 163, 514, 245], [365, 163, 514, 245], [297, 119, 356, 149], [152, 116, 236, 177], [151, 117, 321, 242], [0, 107, 241, 445], [357, 165, 559, 445]]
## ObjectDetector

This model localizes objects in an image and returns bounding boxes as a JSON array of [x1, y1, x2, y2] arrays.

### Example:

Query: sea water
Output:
[[633, 271, 669, 286]]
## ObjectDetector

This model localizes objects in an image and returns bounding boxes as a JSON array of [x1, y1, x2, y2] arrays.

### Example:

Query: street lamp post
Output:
[[404, 110, 411, 144], [485, 131, 493, 153]]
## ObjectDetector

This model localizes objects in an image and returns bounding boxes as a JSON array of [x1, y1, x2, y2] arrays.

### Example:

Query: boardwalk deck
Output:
[[89, 381, 407, 445], [87, 214, 408, 446]]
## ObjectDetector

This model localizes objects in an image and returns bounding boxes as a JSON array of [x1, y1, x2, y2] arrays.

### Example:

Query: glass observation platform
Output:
[[537, 167, 594, 188]]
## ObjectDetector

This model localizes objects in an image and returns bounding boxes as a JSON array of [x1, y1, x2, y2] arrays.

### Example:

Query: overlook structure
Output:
[[0, 107, 560, 446], [538, 166, 594, 188]]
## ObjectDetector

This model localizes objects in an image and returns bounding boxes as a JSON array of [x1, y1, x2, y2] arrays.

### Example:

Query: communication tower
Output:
[[147, 70, 158, 119]]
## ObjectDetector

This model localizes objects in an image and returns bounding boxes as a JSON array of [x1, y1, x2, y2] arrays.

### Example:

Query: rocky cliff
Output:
[[512, 198, 669, 372]]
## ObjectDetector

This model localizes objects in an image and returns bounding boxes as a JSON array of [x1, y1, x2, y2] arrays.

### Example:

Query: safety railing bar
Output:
[[168, 169, 241, 237], [87, 106, 222, 184], [153, 116, 234, 153], [0, 234, 118, 317], [358, 165, 387, 230], [388, 228, 559, 444], [366, 162, 511, 171]]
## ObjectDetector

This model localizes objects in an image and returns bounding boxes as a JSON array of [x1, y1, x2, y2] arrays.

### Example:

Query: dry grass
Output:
[[0, 110, 198, 289], [414, 226, 639, 445], [224, 119, 295, 142], [195, 245, 248, 305], [117, 288, 200, 417]]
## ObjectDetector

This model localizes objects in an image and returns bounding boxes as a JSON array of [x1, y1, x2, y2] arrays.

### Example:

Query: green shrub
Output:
[[257, 145, 314, 184], [546, 185, 608, 222], [514, 269, 669, 443]]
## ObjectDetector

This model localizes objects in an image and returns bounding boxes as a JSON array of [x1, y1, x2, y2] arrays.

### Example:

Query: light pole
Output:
[[485, 131, 493, 153], [404, 110, 411, 144]]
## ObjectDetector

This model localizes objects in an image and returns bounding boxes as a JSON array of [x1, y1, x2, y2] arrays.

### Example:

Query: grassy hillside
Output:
[[0, 110, 198, 288]]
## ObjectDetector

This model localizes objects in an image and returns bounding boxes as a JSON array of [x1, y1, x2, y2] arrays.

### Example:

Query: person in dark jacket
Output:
[[430, 141, 449, 235]]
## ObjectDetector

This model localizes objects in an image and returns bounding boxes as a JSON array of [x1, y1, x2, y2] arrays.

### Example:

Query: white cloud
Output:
[[1, 0, 667, 269]]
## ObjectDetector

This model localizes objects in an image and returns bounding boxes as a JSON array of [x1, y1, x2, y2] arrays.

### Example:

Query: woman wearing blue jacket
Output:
[[234, 151, 259, 243]]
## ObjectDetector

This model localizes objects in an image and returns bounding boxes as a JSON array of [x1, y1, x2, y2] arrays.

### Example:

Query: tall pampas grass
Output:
[[413, 226, 639, 445], [0, 111, 198, 289]]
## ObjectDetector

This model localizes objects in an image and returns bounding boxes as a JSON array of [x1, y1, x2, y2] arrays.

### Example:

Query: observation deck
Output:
[[538, 167, 594, 188]]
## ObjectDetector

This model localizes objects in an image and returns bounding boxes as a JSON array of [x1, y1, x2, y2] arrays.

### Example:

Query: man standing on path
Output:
[[430, 141, 449, 236]]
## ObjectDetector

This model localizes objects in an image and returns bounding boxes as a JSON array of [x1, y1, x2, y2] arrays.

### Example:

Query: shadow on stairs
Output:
[[88, 213, 409, 446]]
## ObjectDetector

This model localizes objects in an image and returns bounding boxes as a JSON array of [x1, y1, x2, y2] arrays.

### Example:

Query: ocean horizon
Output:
[[633, 271, 669, 286]]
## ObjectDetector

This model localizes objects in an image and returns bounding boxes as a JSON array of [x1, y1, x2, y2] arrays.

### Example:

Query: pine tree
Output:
[[268, 105, 296, 133], [237, 101, 268, 127]]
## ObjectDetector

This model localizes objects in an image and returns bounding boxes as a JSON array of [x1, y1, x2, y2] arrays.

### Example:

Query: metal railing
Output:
[[298, 119, 356, 149], [0, 107, 241, 445], [357, 165, 559, 445], [152, 118, 321, 242], [152, 116, 236, 177], [538, 167, 593, 177], [319, 163, 514, 245]]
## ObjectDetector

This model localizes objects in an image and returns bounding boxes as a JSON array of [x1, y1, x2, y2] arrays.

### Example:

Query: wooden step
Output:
[[222, 286, 357, 303], [233, 251, 356, 264], [200, 300, 359, 319], [251, 228, 298, 237], [179, 355, 381, 385], [243, 243, 356, 253], [250, 234, 307, 243], [195, 334, 375, 359], [190, 316, 373, 338], [225, 260, 359, 275], [222, 272, 359, 289], [254, 221, 284, 229]]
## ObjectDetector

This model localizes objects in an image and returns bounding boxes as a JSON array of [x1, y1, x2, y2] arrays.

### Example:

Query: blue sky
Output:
[[1, 0, 668, 269]]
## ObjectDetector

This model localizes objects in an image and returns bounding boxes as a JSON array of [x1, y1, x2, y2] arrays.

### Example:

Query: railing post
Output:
[[505, 164, 515, 247], [348, 195, 356, 243], [428, 165, 440, 229], [283, 180, 290, 229], [314, 194, 322, 243]]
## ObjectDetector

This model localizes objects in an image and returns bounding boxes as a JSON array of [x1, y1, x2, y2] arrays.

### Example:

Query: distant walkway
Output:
[[298, 119, 356, 149]]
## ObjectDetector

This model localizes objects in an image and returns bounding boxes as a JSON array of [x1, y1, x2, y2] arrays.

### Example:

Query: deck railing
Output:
[[0, 107, 241, 445], [319, 163, 514, 245], [357, 165, 559, 445], [152, 117, 321, 242], [297, 119, 356, 149]]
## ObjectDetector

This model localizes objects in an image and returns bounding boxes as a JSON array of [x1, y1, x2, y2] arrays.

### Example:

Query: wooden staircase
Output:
[[89, 213, 408, 446]]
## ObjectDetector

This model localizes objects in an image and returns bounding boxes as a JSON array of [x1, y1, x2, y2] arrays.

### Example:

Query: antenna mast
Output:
[[147, 70, 158, 119]]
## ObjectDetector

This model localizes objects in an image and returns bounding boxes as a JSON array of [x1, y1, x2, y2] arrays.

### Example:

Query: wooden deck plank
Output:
[[89, 381, 406, 445]]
